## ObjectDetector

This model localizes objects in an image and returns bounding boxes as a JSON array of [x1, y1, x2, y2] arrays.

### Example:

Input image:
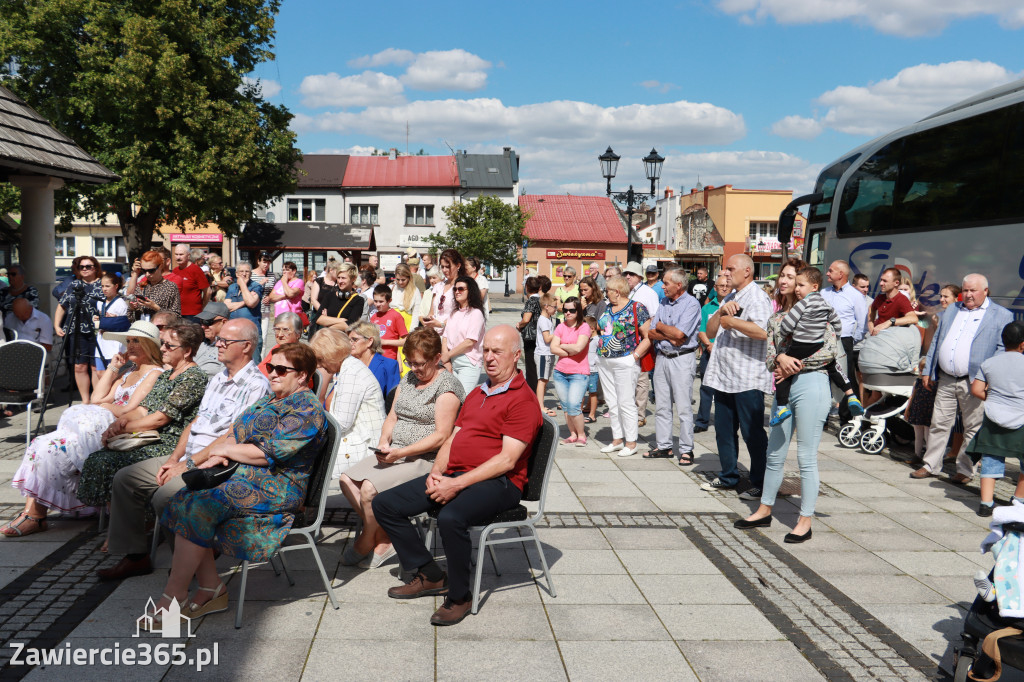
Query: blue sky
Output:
[[248, 0, 1024, 197]]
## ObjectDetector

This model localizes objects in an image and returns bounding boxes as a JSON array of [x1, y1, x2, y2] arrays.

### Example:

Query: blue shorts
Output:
[[587, 371, 599, 394], [535, 353, 555, 381], [981, 455, 1007, 479], [552, 370, 588, 416]]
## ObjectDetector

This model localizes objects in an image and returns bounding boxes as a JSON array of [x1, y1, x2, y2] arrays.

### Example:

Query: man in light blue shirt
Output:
[[821, 260, 868, 423]]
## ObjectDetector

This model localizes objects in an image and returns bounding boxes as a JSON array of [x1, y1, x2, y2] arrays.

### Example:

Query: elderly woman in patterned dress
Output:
[[76, 322, 208, 508], [338, 327, 465, 569], [150, 343, 327, 623]]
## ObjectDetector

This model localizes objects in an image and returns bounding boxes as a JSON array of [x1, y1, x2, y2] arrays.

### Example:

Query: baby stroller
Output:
[[837, 326, 921, 454], [955, 518, 1024, 682]]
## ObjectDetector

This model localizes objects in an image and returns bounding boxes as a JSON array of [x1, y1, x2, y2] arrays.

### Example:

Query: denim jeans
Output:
[[552, 370, 588, 416], [450, 355, 481, 396], [981, 455, 1007, 479], [694, 349, 714, 428], [760, 372, 831, 517], [712, 388, 768, 487]]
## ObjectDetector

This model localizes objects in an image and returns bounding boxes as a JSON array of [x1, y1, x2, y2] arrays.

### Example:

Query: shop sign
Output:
[[545, 249, 605, 259], [169, 233, 223, 243]]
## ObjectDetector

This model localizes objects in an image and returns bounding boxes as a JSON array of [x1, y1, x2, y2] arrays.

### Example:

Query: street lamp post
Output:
[[599, 146, 664, 263]]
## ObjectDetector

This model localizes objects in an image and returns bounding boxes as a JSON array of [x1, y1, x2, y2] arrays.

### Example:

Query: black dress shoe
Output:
[[693, 426, 708, 433], [97, 555, 153, 581], [784, 529, 812, 544], [734, 516, 772, 529], [978, 503, 995, 518]]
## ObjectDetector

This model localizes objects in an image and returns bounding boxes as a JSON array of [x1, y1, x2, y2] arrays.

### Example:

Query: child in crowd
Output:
[[369, 284, 408, 362], [583, 314, 600, 423], [967, 321, 1024, 517], [535, 293, 557, 417], [770, 267, 863, 426]]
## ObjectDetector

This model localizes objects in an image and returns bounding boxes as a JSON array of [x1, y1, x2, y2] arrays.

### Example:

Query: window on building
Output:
[[287, 198, 326, 222], [748, 221, 778, 241], [93, 236, 126, 259], [405, 205, 434, 226], [55, 237, 75, 258], [350, 205, 379, 225]]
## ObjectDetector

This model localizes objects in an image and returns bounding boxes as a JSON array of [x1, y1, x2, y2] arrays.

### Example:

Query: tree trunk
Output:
[[118, 208, 160, 263]]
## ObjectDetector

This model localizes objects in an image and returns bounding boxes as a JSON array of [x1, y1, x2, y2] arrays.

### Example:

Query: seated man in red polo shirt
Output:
[[373, 324, 542, 626]]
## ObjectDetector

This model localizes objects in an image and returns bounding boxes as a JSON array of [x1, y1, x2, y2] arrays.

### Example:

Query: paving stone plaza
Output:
[[0, 298, 1018, 681]]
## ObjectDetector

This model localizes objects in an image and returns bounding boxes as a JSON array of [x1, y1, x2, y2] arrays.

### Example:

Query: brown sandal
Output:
[[1, 512, 48, 537]]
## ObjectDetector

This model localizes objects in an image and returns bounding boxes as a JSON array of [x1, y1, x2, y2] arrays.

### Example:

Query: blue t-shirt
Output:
[[226, 281, 264, 325]]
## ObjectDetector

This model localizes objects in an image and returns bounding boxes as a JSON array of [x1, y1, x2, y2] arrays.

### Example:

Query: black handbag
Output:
[[182, 462, 239, 491]]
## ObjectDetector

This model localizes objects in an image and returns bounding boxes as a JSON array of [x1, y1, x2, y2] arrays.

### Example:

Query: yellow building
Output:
[[680, 184, 803, 278], [53, 219, 232, 272]]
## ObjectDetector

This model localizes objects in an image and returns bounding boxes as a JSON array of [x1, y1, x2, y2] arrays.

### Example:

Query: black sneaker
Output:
[[977, 503, 995, 518], [700, 477, 736, 492], [738, 487, 762, 501], [693, 426, 708, 433]]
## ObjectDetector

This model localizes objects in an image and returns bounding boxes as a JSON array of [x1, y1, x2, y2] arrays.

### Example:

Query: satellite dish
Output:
[[265, 211, 276, 223]]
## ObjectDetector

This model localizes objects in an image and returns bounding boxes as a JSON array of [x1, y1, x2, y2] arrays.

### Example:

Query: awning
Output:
[[239, 221, 375, 251]]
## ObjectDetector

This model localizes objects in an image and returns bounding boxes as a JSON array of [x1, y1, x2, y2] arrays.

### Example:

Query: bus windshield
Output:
[[809, 155, 859, 222]]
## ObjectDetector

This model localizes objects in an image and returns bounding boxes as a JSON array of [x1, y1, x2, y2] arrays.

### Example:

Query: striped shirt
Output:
[[702, 280, 773, 394], [180, 361, 271, 460], [779, 291, 842, 344]]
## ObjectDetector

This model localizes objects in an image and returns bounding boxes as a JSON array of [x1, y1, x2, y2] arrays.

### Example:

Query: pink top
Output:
[[430, 280, 453, 325], [273, 277, 305, 316], [442, 306, 486, 366], [554, 322, 592, 375]]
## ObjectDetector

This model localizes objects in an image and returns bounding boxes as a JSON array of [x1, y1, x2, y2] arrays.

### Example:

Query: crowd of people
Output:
[[2, 242, 1022, 626]]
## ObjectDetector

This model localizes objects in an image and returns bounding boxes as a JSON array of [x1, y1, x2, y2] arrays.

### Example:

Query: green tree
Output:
[[428, 195, 529, 274], [0, 0, 300, 260]]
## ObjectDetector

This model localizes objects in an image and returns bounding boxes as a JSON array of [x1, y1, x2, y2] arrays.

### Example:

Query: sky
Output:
[[247, 0, 1024, 198]]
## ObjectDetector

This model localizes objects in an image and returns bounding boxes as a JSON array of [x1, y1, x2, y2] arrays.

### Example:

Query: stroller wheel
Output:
[[838, 424, 861, 448], [953, 652, 975, 682], [861, 430, 886, 455]]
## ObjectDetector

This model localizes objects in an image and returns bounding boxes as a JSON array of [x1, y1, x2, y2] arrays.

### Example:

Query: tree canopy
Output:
[[428, 194, 529, 274], [0, 0, 300, 260]]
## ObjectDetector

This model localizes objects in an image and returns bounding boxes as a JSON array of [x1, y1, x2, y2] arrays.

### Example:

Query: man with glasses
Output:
[[97, 319, 269, 580], [127, 251, 181, 322], [224, 262, 263, 360], [0, 265, 39, 317], [193, 301, 230, 378]]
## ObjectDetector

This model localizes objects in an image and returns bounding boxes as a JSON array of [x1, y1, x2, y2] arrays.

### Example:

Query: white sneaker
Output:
[[617, 446, 638, 457], [600, 442, 623, 453]]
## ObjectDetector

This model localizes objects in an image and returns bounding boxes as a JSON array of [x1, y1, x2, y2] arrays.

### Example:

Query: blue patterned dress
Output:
[[161, 389, 327, 561]]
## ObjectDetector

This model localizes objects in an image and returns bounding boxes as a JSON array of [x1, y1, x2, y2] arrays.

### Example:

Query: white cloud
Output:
[[312, 145, 378, 156], [716, 0, 1024, 36], [770, 115, 825, 139], [772, 60, 1021, 139], [240, 76, 281, 98], [347, 48, 416, 69], [640, 80, 679, 94], [298, 71, 405, 108], [400, 49, 491, 91], [294, 97, 746, 148]]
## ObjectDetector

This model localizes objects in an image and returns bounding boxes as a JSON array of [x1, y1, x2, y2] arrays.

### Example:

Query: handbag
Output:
[[632, 302, 656, 372], [105, 430, 161, 451], [520, 298, 539, 342], [182, 462, 239, 491]]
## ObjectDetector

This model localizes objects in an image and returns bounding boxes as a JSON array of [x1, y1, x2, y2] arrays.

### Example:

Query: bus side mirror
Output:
[[777, 192, 824, 245]]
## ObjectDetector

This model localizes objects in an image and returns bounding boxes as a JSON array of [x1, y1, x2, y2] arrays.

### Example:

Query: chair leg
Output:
[[471, 528, 491, 615], [278, 550, 295, 586], [487, 544, 500, 576], [423, 518, 436, 553], [149, 525, 160, 563], [531, 529, 556, 598], [306, 536, 339, 610], [24, 403, 32, 447], [234, 560, 249, 629], [97, 507, 106, 534]]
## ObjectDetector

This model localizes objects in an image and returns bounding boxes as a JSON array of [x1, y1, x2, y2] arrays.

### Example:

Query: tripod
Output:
[[33, 287, 107, 437]]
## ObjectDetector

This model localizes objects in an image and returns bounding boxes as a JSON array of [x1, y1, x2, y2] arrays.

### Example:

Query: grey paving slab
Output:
[[633, 574, 749, 605], [534, 526, 611, 550], [918, 575, 979, 604], [572, 481, 646, 497], [856, 496, 950, 514], [578, 496, 661, 513], [164, 636, 312, 680], [194, 597, 326, 641], [558, 468, 635, 484], [828, 482, 909, 499], [796, 551, 907, 576], [306, 600, 435, 641], [615, 550, 718, 575], [824, 574, 951, 605], [895, 512, 985, 534], [559, 638, 696, 681], [656, 604, 782, 641], [874, 550, 987, 577], [0, 541, 69, 567], [840, 529, 947, 552], [601, 527, 694, 550], [436, 602, 554, 641], [547, 604, 671, 641], [529, 548, 625, 575], [436, 641, 567, 681], [917, 529, 987, 552], [679, 640, 827, 681], [537, 573, 645, 604], [20, 637, 172, 681], [863, 603, 967, 646], [763, 530, 867, 553], [816, 512, 909, 534], [303, 639, 433, 681]]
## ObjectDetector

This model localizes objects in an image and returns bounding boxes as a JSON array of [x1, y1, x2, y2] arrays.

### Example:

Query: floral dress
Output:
[[161, 390, 327, 561], [76, 365, 208, 506], [10, 366, 163, 513]]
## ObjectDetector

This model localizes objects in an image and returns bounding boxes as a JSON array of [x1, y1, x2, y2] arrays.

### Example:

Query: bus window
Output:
[[805, 227, 826, 269], [838, 143, 899, 235], [809, 154, 859, 222]]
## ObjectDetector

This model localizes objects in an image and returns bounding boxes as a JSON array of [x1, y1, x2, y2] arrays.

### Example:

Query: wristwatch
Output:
[[185, 456, 196, 471]]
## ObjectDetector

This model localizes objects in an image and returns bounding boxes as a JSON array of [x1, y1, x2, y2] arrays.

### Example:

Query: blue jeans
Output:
[[551, 370, 588, 416], [981, 455, 1007, 479], [761, 372, 831, 517], [695, 349, 714, 428], [712, 388, 768, 487]]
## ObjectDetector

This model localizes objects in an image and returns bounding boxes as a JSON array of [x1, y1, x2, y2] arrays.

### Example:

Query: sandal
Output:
[[1, 512, 47, 537], [575, 438, 587, 447], [560, 436, 579, 445], [584, 416, 596, 424], [183, 583, 228, 620], [642, 448, 673, 459], [677, 452, 694, 466], [638, 418, 647, 427]]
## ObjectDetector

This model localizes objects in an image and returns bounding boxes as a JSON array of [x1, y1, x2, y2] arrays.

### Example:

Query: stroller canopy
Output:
[[858, 326, 921, 374]]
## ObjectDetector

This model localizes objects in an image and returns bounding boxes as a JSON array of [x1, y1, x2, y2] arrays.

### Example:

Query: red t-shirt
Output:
[[370, 308, 408, 361], [447, 371, 543, 491], [165, 263, 210, 316], [870, 293, 913, 326]]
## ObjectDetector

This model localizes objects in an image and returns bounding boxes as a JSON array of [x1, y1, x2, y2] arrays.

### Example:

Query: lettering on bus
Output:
[[847, 241, 940, 307]]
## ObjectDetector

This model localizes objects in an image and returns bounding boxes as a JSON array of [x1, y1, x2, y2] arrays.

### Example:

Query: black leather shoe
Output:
[[734, 516, 772, 529], [97, 555, 153, 581], [784, 529, 812, 544], [978, 503, 995, 518], [693, 426, 708, 433]]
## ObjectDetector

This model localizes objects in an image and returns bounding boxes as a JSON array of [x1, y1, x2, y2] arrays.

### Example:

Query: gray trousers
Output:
[[921, 371, 984, 477], [107, 457, 185, 556], [653, 352, 698, 454], [636, 370, 651, 418]]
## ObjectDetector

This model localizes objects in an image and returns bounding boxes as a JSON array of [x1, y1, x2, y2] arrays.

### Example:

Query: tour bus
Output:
[[803, 78, 1024, 316]]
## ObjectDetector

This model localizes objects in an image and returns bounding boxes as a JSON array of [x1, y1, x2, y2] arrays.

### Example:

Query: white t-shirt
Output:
[[475, 273, 490, 320], [536, 315, 555, 356]]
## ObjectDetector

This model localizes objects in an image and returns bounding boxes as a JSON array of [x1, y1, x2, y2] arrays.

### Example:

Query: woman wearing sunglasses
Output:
[[76, 323, 208, 510], [549, 296, 593, 446], [53, 256, 106, 404], [151, 342, 327, 625], [127, 250, 182, 322], [440, 276, 487, 395]]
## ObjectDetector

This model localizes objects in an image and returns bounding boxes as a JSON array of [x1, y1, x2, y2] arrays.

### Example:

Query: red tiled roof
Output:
[[341, 155, 459, 188], [519, 195, 627, 244]]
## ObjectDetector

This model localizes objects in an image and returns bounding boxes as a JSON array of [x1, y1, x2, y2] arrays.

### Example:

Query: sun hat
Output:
[[624, 261, 644, 277], [102, 320, 160, 346]]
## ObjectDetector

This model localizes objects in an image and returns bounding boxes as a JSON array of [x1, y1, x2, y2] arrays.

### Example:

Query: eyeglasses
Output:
[[407, 359, 433, 370], [453, 286, 468, 292], [79, 264, 96, 270], [160, 341, 182, 350], [214, 337, 247, 347], [265, 363, 299, 376], [141, 267, 158, 274], [272, 327, 292, 334]]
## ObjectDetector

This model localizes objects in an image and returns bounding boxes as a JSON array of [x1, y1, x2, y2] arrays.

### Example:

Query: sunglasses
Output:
[[199, 318, 225, 327], [79, 264, 96, 270], [160, 341, 182, 350], [453, 286, 468, 292], [563, 307, 578, 313], [265, 363, 299, 376], [142, 267, 158, 274]]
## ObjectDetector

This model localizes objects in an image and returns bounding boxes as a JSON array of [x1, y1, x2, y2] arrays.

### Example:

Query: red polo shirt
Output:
[[447, 371, 543, 491], [870, 292, 913, 327], [165, 263, 210, 316]]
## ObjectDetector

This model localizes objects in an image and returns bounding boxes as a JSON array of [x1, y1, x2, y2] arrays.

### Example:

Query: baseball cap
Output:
[[645, 264, 659, 274], [195, 301, 230, 322]]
